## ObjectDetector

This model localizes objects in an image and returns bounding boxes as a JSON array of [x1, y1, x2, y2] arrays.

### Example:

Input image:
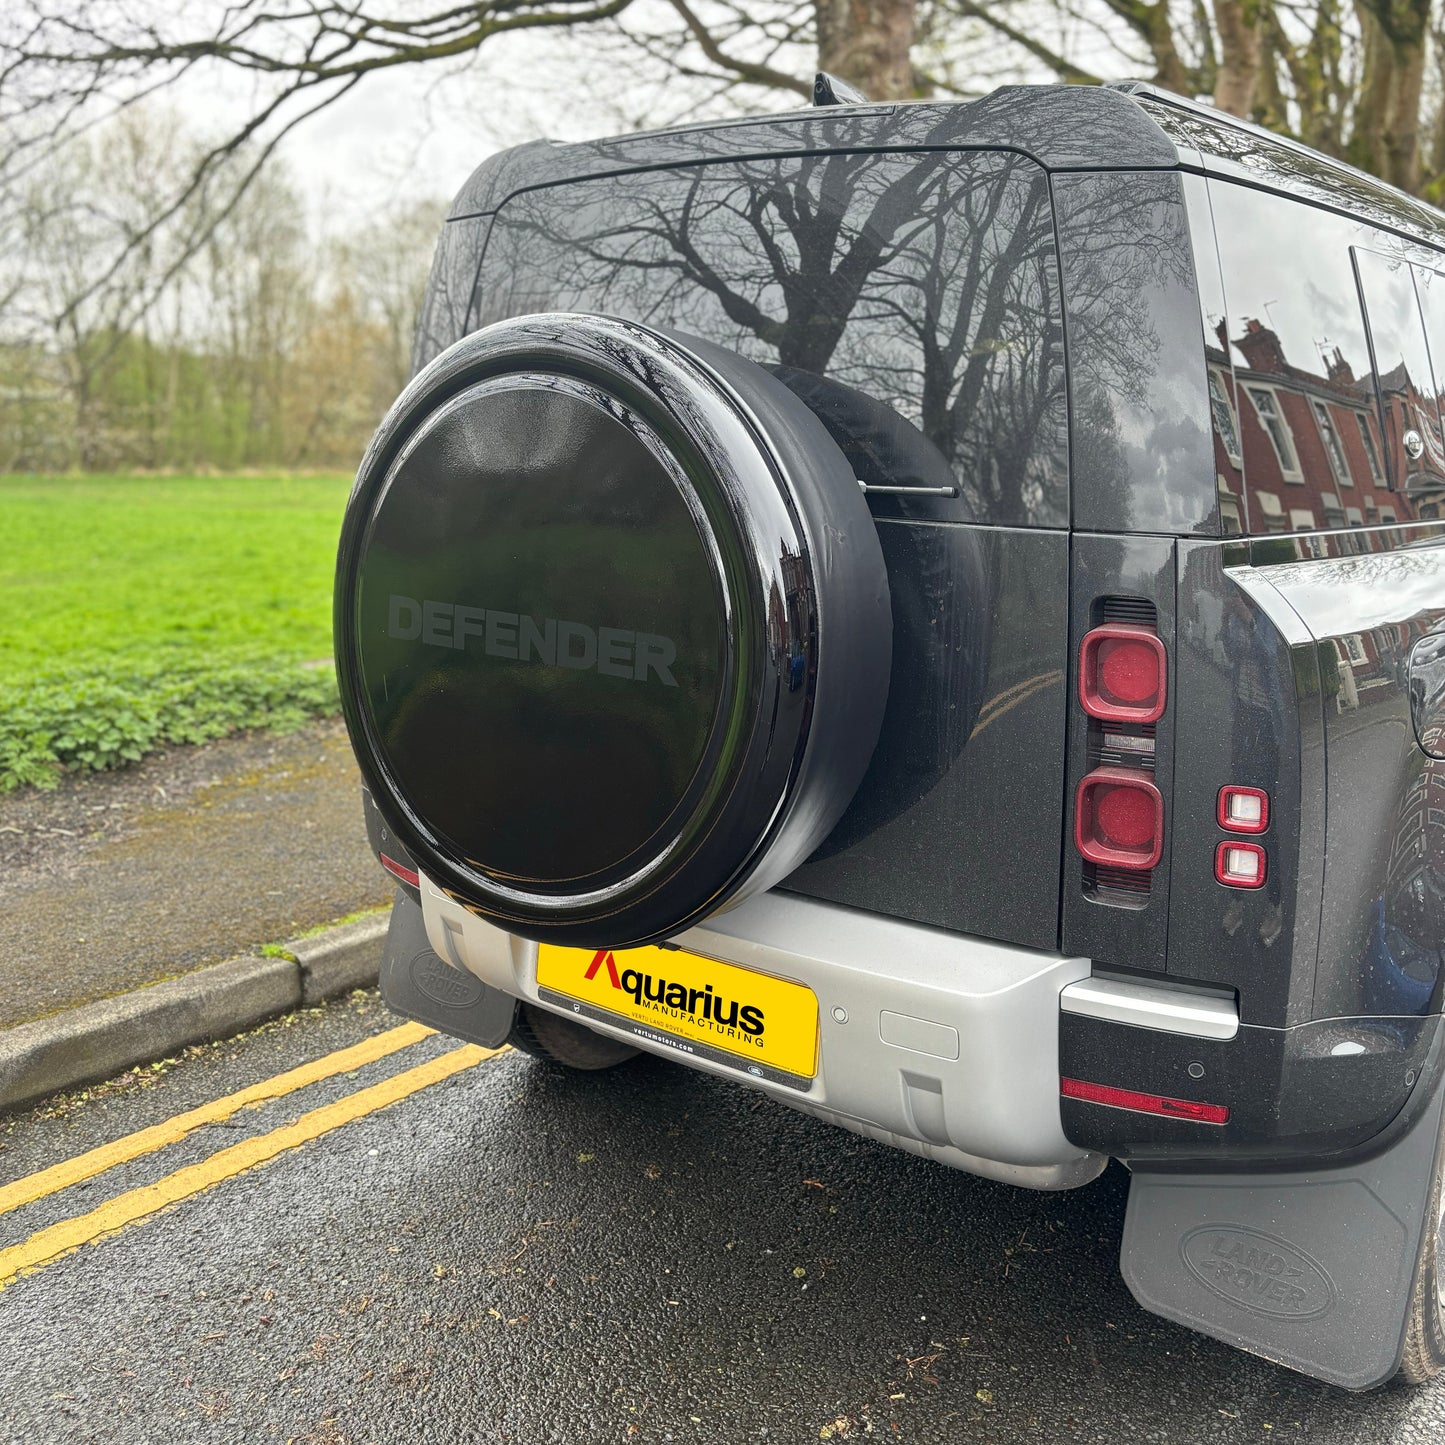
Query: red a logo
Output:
[[584, 949, 622, 988]]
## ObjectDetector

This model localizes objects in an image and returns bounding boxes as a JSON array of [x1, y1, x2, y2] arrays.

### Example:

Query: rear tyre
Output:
[[508, 1002, 639, 1071], [1398, 1108, 1445, 1383]]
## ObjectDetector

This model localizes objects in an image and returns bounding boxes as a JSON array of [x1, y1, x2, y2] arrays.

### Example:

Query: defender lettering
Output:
[[388, 594, 677, 686]]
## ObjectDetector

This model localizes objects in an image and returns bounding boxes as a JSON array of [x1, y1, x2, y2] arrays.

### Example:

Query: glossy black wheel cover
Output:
[[336, 314, 891, 947]]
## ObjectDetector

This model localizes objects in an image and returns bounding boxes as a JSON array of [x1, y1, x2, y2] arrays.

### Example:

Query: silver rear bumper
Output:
[[421, 882, 1107, 1191]]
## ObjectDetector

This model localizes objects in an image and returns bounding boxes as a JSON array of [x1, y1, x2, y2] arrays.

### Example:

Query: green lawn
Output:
[[0, 474, 354, 789]]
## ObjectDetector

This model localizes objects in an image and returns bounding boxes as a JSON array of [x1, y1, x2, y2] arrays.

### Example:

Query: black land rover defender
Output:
[[335, 79, 1445, 1389]]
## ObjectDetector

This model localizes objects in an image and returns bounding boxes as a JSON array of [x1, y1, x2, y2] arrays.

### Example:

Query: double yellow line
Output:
[[0, 1023, 503, 1288]]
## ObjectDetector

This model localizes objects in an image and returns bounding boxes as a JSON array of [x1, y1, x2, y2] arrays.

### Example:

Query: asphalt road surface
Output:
[[2, 991, 1444, 1444]]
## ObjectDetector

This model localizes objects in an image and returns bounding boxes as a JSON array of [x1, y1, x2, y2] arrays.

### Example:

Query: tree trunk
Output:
[[1144, 2, 1192, 95], [1213, 0, 1262, 115], [1254, 24, 1288, 133], [1349, 4, 1395, 180], [1301, 0, 1346, 155], [1426, 42, 1445, 200], [1352, 0, 1430, 193], [1382, 16, 1427, 193], [1098, 0, 1193, 97], [815, 0, 917, 99]]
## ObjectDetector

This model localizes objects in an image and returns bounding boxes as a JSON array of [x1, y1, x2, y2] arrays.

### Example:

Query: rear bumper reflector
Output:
[[1061, 1076, 1229, 1125], [381, 853, 421, 889]]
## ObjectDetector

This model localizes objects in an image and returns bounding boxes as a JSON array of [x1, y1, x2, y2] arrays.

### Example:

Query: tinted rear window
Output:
[[474, 150, 1068, 528]]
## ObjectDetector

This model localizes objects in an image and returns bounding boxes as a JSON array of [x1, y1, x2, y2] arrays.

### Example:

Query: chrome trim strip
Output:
[[1060, 976, 1240, 1041]]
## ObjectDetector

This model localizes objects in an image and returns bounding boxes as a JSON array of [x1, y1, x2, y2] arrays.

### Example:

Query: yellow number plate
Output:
[[536, 943, 819, 1082]]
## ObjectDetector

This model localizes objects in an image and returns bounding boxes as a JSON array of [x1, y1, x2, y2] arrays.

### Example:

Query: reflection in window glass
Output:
[[1355, 247, 1444, 513], [1256, 489, 1286, 530], [1356, 412, 1383, 481], [476, 152, 1068, 528], [1208, 369, 1241, 458], [1209, 181, 1389, 533], [1413, 265, 1445, 476], [1313, 401, 1350, 484], [1248, 387, 1301, 476], [1217, 477, 1243, 534], [1352, 245, 1445, 528]]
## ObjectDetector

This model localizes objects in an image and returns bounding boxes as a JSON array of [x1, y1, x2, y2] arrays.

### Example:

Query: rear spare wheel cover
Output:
[[336, 314, 890, 946]]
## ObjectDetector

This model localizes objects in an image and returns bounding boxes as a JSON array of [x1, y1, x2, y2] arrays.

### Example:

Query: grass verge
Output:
[[1, 473, 352, 790]]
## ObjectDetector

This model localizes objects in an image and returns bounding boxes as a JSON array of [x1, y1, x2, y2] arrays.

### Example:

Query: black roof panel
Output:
[[445, 80, 1445, 253], [447, 83, 1178, 218]]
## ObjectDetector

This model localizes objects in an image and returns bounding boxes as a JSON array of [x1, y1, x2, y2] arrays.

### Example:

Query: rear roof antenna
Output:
[[814, 71, 869, 107]]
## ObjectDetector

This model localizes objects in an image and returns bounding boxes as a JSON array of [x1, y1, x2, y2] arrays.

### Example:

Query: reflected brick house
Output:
[[1203, 317, 1445, 540], [1203, 317, 1445, 702]]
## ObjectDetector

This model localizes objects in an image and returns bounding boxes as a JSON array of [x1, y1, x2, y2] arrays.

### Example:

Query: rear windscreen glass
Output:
[[474, 150, 1068, 529]]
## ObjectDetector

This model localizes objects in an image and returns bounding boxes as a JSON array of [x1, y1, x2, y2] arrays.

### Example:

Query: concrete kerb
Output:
[[282, 913, 391, 1006], [0, 909, 391, 1114]]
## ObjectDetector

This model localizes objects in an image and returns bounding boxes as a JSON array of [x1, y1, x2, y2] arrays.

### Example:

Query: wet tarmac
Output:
[[2, 992, 1443, 1444]]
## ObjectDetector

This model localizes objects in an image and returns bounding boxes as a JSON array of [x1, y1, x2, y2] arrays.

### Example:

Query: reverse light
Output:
[[1218, 785, 1269, 834], [1215, 841, 1266, 889], [1079, 624, 1167, 723], [1075, 767, 1164, 871], [1061, 1076, 1229, 1125]]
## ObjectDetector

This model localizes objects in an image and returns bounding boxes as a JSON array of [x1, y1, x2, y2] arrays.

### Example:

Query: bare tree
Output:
[[0, 97, 448, 472], [4, 0, 1445, 406], [337, 199, 449, 399], [2, 106, 224, 467], [939, 0, 1444, 197]]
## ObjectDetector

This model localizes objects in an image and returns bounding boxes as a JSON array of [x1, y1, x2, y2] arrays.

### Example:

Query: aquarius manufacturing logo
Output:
[[387, 595, 677, 686], [584, 949, 765, 1037]]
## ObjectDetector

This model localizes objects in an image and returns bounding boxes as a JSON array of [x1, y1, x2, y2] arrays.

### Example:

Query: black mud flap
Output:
[[1121, 1073, 1445, 1390], [379, 888, 516, 1048]]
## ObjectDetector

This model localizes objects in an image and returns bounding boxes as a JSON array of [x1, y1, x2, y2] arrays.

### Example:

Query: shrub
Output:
[[1, 654, 340, 791]]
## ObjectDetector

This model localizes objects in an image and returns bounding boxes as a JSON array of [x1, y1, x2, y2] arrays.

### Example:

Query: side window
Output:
[[1313, 400, 1351, 485], [1208, 368, 1242, 461], [1210, 180, 1425, 534], [476, 151, 1068, 528], [1405, 263, 1445, 520], [1183, 172, 1246, 536], [1354, 248, 1444, 514]]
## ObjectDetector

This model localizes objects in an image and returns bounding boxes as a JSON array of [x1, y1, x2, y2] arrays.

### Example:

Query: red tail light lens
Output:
[[1075, 767, 1164, 870], [1079, 624, 1167, 723]]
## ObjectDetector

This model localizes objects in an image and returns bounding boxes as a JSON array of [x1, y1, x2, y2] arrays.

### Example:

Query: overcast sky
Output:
[[187, 16, 796, 229], [191, 34, 602, 225], [167, 0, 1136, 229], [104, 0, 1150, 235]]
